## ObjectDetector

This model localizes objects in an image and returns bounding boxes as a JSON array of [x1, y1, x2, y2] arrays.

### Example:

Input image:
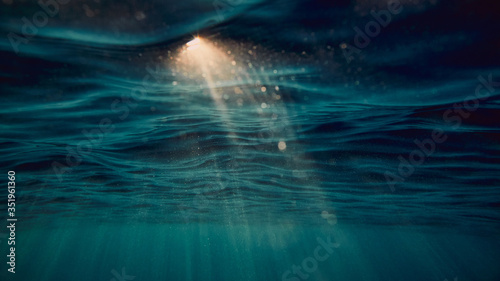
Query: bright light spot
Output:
[[278, 141, 286, 151], [261, 86, 266, 92], [186, 37, 202, 51], [261, 102, 267, 108]]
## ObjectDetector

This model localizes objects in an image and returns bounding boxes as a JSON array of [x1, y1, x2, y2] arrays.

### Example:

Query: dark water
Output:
[[1, 0, 500, 280]]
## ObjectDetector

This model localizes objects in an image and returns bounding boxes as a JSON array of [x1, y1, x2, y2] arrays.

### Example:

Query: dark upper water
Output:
[[0, 0, 499, 280]]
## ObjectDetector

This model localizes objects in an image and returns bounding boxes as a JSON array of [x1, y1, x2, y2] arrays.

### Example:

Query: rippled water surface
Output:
[[1, 0, 500, 280]]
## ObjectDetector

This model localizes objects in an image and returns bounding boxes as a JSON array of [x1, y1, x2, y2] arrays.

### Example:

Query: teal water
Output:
[[1, 0, 500, 280], [4, 222, 500, 281]]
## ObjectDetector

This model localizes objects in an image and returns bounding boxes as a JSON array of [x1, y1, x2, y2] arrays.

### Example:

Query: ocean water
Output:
[[1, 0, 500, 280]]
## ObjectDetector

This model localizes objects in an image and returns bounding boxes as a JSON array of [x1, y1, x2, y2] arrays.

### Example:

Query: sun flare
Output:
[[186, 37, 202, 51]]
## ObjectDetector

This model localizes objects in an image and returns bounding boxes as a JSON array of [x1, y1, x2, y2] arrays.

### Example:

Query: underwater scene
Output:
[[1, 0, 500, 280]]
